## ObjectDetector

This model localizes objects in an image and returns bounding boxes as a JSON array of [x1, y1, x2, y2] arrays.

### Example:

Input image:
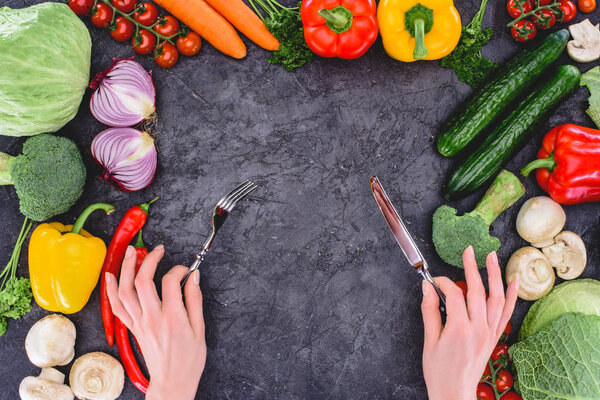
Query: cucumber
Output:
[[437, 30, 570, 157], [443, 64, 581, 201]]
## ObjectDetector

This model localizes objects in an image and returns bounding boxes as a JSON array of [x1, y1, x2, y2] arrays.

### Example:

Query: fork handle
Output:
[[181, 250, 207, 288]]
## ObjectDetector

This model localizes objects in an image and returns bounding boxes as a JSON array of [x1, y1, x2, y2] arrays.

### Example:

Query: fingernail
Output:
[[105, 272, 113, 284], [155, 244, 164, 251], [125, 245, 134, 258], [193, 270, 200, 285], [466, 245, 474, 256], [514, 279, 520, 291], [492, 251, 499, 264], [422, 280, 429, 296]]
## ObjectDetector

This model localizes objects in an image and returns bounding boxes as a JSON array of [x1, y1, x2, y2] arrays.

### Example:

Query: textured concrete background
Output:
[[1, 0, 599, 398]]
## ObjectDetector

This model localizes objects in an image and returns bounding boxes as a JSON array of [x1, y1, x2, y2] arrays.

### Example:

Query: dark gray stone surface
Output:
[[1, 0, 600, 398]]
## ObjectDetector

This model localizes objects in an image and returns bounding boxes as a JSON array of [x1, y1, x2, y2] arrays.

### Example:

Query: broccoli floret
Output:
[[0, 134, 86, 221], [432, 170, 525, 268]]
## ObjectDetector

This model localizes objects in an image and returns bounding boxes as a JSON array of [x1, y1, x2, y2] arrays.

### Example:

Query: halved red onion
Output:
[[91, 128, 157, 192], [90, 58, 156, 127]]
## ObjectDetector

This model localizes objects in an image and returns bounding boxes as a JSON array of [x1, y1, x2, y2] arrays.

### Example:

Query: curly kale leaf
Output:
[[265, 8, 313, 72]]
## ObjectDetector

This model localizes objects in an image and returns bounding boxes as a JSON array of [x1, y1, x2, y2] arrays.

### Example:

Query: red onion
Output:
[[91, 128, 157, 192], [89, 59, 156, 127]]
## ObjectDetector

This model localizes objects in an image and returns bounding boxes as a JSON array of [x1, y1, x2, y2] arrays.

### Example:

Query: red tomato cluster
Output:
[[68, 0, 202, 68], [506, 0, 590, 43]]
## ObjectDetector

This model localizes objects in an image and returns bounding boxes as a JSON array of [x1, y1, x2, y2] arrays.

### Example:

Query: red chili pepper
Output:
[[115, 229, 149, 393], [522, 124, 600, 205], [300, 0, 378, 59], [100, 197, 157, 346]]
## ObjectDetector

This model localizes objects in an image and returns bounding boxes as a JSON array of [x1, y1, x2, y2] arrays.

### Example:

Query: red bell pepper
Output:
[[521, 124, 600, 205], [300, 0, 378, 59]]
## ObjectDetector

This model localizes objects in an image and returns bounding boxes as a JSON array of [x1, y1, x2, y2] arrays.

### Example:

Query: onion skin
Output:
[[89, 58, 156, 127], [91, 128, 157, 192]]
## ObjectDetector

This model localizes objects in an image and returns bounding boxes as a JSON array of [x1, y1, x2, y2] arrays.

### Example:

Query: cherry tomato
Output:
[[476, 382, 495, 400], [133, 3, 159, 26], [491, 343, 510, 367], [532, 8, 557, 29], [154, 42, 179, 68], [557, 0, 577, 21], [496, 369, 514, 392], [91, 2, 114, 28], [455, 280, 468, 298], [110, 16, 134, 42], [111, 0, 136, 13], [579, 0, 597, 12], [176, 31, 202, 56], [69, 0, 94, 16], [503, 321, 512, 337], [132, 29, 157, 55], [481, 362, 492, 382], [538, 0, 552, 4], [511, 19, 537, 42], [154, 16, 180, 38], [507, 0, 533, 18], [500, 392, 523, 400]]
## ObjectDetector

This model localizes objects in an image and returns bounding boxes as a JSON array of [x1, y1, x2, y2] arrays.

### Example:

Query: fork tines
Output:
[[217, 180, 258, 212]]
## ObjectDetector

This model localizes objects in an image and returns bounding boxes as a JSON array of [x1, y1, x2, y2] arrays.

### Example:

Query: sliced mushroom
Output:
[[506, 247, 555, 301], [568, 19, 600, 63], [19, 368, 74, 400], [516, 196, 566, 248], [25, 315, 76, 368], [70, 352, 124, 400], [542, 231, 587, 280]]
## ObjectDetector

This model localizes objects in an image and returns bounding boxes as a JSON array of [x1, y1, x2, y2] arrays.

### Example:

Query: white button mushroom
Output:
[[25, 314, 76, 368], [19, 368, 74, 400], [568, 19, 600, 63], [516, 196, 566, 248], [506, 247, 555, 301], [542, 231, 587, 280], [69, 352, 124, 400]]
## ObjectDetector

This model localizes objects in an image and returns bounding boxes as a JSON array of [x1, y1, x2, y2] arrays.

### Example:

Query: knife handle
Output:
[[421, 270, 447, 316]]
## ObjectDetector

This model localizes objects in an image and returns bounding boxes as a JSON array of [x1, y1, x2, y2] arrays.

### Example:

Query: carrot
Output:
[[153, 0, 247, 59], [204, 0, 280, 51]]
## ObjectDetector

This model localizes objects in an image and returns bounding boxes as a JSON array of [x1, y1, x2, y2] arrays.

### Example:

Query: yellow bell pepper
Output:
[[29, 203, 115, 314], [378, 0, 461, 62]]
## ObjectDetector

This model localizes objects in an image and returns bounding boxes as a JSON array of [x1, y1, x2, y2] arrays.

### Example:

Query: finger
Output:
[[421, 279, 441, 352], [463, 246, 486, 322], [184, 270, 206, 337], [161, 265, 189, 315], [134, 245, 163, 314], [106, 272, 133, 328], [435, 276, 468, 327], [486, 252, 506, 328], [496, 279, 519, 339], [118, 246, 142, 318]]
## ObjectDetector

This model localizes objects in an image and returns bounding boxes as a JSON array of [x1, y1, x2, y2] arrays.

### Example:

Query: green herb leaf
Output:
[[581, 66, 600, 129], [265, 8, 313, 72]]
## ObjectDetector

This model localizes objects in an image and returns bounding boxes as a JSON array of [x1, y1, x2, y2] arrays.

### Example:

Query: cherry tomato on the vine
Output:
[[500, 392, 523, 400], [532, 8, 557, 29], [455, 280, 468, 298], [491, 343, 510, 367], [133, 3, 159, 26], [496, 369, 514, 392], [69, 0, 94, 16], [154, 16, 180, 38], [507, 0, 533, 18], [557, 0, 577, 21], [511, 19, 537, 42], [481, 362, 492, 382], [132, 29, 157, 55], [503, 321, 512, 337], [176, 31, 202, 56], [154, 42, 179, 68], [579, 0, 597, 12], [91, 2, 114, 28], [476, 382, 495, 400], [110, 16, 134, 42], [111, 0, 136, 13], [538, 0, 552, 4]]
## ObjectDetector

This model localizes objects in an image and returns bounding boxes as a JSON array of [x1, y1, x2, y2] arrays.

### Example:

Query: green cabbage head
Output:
[[519, 279, 600, 340], [0, 2, 91, 136]]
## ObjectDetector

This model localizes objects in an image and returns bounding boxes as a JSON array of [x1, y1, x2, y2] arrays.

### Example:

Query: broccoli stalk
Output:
[[432, 170, 525, 268]]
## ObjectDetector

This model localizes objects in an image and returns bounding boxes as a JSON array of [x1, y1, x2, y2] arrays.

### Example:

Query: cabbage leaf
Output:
[[0, 3, 91, 136], [510, 313, 600, 400]]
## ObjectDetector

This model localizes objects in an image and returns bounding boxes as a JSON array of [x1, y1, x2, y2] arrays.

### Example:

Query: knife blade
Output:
[[370, 176, 446, 310]]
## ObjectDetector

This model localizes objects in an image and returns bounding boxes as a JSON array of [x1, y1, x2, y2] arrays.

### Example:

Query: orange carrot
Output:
[[204, 0, 280, 51], [153, 0, 247, 59]]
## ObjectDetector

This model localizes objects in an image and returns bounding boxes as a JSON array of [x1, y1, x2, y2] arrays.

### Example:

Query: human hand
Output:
[[421, 247, 518, 400], [105, 245, 207, 400]]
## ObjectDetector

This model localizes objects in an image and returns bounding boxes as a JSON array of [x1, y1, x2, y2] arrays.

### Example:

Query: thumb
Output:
[[421, 280, 442, 352]]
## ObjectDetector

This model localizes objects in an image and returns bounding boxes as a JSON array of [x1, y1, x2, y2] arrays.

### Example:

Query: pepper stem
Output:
[[521, 155, 556, 177], [138, 196, 159, 214], [71, 203, 115, 235], [470, 170, 526, 227], [0, 152, 14, 186], [318, 6, 353, 34], [404, 4, 433, 60], [134, 229, 145, 249], [413, 18, 428, 59]]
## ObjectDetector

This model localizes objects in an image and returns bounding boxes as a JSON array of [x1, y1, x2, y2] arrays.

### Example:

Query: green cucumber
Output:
[[437, 30, 570, 157], [443, 64, 581, 201]]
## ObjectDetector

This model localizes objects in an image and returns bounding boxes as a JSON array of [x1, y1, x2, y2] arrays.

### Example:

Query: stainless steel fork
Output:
[[181, 180, 258, 287]]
